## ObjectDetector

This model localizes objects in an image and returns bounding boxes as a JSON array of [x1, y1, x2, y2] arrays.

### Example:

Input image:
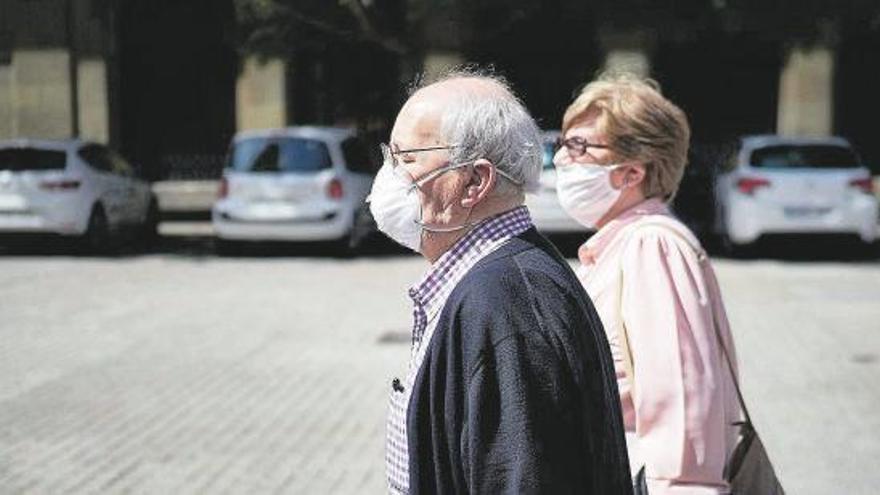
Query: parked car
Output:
[[0, 139, 158, 251], [525, 130, 590, 235], [212, 127, 377, 252], [714, 135, 878, 248]]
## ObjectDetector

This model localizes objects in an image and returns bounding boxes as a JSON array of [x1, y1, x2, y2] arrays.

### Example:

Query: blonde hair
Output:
[[561, 72, 691, 200]]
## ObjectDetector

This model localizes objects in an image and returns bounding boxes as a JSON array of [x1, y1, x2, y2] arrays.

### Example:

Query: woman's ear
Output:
[[460, 159, 496, 208], [617, 162, 646, 189]]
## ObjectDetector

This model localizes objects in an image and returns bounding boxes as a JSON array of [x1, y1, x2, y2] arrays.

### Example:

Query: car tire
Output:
[[718, 230, 754, 258], [81, 204, 112, 255], [346, 203, 378, 254], [137, 196, 160, 249], [215, 238, 243, 257]]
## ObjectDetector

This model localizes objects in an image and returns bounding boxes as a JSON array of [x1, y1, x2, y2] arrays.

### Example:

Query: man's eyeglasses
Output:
[[380, 143, 458, 170], [554, 136, 610, 158]]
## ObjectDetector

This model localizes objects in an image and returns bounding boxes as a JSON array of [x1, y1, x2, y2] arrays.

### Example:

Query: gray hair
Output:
[[410, 67, 542, 196]]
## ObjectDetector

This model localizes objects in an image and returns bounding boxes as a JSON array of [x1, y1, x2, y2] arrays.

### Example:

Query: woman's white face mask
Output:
[[554, 160, 625, 229]]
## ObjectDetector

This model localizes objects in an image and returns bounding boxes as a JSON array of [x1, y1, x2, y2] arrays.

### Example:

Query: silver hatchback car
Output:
[[212, 127, 377, 251]]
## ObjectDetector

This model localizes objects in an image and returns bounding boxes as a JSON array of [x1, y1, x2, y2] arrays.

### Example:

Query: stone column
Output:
[[600, 30, 653, 78], [421, 51, 465, 82], [0, 0, 113, 142], [77, 58, 109, 143], [236, 56, 287, 131], [777, 45, 834, 136], [4, 48, 74, 139]]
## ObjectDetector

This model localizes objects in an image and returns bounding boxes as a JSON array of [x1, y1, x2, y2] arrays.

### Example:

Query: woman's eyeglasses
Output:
[[554, 136, 610, 158]]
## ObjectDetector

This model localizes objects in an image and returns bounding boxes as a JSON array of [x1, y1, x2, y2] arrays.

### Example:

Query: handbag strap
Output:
[[618, 220, 753, 425]]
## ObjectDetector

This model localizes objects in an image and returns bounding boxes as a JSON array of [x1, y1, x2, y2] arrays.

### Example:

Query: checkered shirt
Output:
[[385, 206, 533, 494]]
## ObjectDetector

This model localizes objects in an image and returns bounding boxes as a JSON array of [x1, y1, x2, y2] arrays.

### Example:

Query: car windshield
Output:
[[0, 148, 67, 171], [749, 145, 860, 169], [227, 137, 332, 173]]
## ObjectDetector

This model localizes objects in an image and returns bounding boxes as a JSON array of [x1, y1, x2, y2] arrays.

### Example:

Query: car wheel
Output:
[[138, 196, 160, 249], [215, 238, 243, 257], [718, 230, 754, 258], [81, 204, 111, 254], [346, 204, 378, 254]]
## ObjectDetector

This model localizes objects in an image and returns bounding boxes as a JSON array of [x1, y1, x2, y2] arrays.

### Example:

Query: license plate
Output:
[[783, 206, 831, 218], [248, 202, 299, 218]]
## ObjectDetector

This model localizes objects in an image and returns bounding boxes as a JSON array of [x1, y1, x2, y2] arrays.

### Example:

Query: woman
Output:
[[554, 73, 741, 494]]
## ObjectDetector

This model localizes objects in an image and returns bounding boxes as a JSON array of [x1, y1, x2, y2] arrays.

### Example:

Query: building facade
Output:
[[1, 0, 878, 180]]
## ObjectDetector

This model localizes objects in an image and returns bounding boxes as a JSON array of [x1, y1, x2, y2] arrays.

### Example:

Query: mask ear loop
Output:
[[413, 161, 478, 233]]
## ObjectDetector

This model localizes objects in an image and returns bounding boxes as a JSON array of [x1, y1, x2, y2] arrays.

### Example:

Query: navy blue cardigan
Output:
[[406, 228, 632, 494]]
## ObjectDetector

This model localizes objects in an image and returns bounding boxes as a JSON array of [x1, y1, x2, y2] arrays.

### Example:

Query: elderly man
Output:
[[369, 70, 632, 494]]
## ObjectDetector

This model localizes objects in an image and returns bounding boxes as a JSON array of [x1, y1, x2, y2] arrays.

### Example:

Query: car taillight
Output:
[[327, 178, 344, 199], [848, 177, 874, 194], [39, 179, 81, 191], [218, 177, 229, 198], [736, 177, 771, 195]]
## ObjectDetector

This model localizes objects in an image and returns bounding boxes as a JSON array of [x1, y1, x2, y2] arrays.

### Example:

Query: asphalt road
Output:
[[1, 236, 878, 494]]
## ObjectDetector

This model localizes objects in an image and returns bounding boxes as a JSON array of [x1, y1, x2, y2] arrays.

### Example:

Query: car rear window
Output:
[[227, 137, 332, 173], [749, 145, 860, 169], [0, 148, 67, 171]]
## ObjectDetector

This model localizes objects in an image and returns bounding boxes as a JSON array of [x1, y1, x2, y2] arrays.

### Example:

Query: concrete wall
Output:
[[0, 0, 111, 142]]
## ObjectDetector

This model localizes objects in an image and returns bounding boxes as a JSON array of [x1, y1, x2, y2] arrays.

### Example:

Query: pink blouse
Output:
[[577, 199, 741, 494]]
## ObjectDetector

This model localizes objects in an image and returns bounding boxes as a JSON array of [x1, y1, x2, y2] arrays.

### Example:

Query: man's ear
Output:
[[460, 159, 496, 208]]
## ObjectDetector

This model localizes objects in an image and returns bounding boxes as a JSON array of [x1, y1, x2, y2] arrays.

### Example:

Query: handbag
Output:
[[615, 220, 785, 495], [711, 299, 786, 495]]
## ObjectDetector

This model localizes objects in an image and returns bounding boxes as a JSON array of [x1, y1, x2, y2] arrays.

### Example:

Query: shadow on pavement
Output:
[[0, 230, 415, 260], [2, 229, 876, 263], [703, 234, 880, 263]]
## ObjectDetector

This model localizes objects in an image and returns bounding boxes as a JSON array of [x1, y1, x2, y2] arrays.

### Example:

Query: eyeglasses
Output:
[[554, 136, 610, 158], [379, 142, 523, 186], [380, 143, 458, 170]]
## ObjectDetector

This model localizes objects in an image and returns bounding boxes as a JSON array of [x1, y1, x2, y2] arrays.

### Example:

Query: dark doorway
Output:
[[654, 35, 781, 145], [464, 2, 602, 129], [117, 0, 237, 181], [836, 30, 880, 173], [653, 35, 781, 236]]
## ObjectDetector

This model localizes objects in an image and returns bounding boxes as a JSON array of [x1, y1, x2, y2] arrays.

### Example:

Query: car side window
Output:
[[341, 137, 376, 174], [107, 150, 135, 177], [78, 144, 113, 173]]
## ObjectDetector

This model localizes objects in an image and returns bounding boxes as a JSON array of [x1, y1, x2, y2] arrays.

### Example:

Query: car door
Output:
[[77, 144, 129, 228], [107, 149, 151, 224]]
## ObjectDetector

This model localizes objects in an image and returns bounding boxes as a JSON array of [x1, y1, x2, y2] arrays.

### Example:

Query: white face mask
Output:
[[366, 159, 471, 253], [555, 162, 624, 229]]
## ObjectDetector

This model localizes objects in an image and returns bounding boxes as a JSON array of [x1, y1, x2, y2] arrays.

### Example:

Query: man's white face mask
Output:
[[366, 145, 523, 253], [366, 150, 472, 253]]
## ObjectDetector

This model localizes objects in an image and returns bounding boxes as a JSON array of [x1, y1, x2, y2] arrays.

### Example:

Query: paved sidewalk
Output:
[[0, 253, 878, 493]]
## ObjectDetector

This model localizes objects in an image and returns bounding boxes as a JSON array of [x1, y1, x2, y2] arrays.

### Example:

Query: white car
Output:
[[212, 127, 376, 251], [526, 131, 590, 235], [0, 139, 157, 250], [714, 135, 878, 247]]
